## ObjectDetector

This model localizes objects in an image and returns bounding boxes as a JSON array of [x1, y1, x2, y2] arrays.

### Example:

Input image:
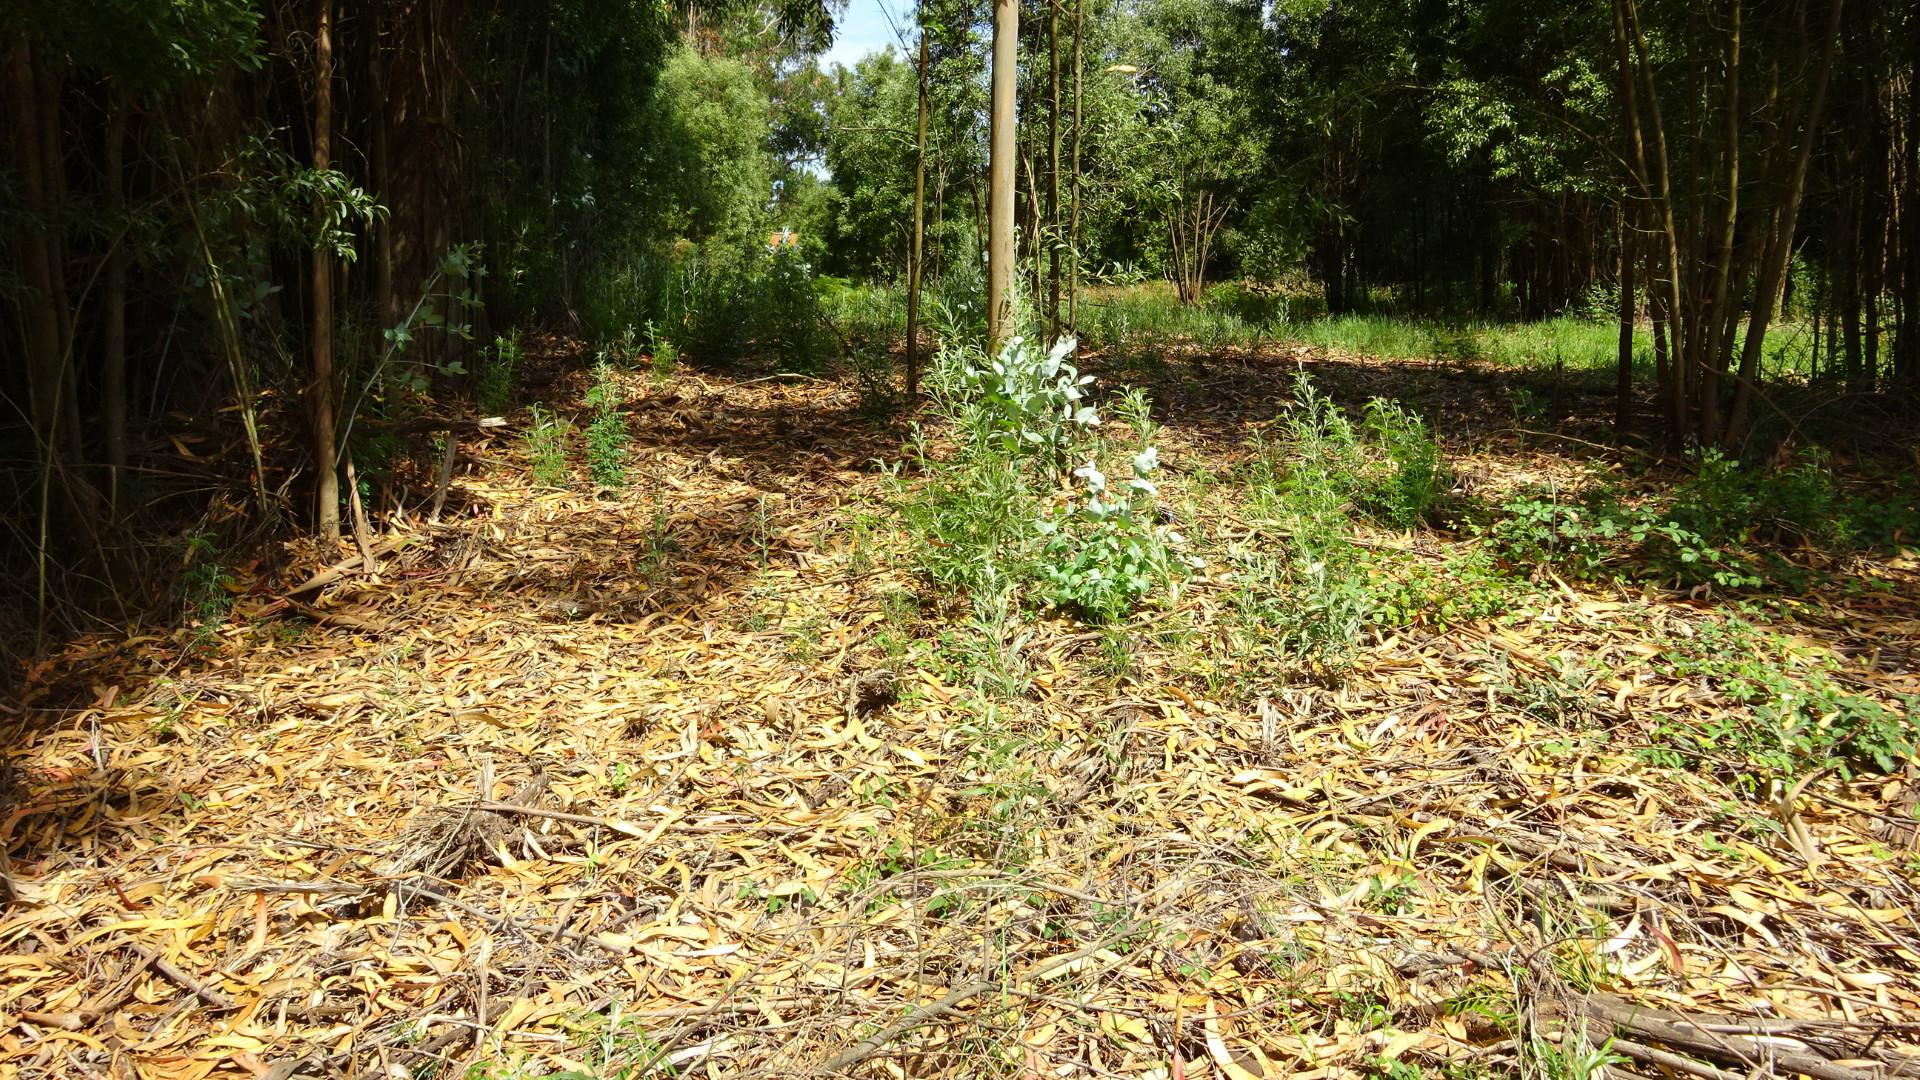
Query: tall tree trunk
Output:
[[1067, 0, 1083, 335], [370, 0, 395, 328], [1898, 60, 1919, 385], [1620, 0, 1689, 445], [988, 0, 1018, 347], [1616, 207, 1636, 439], [906, 30, 929, 402], [1725, 0, 1844, 443], [1046, 0, 1061, 339], [1697, 0, 1740, 444], [1862, 76, 1888, 388], [104, 96, 130, 510], [7, 42, 69, 489], [311, 0, 341, 540]]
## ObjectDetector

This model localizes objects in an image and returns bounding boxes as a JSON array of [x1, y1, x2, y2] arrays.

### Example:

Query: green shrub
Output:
[[1037, 391, 1182, 622], [1485, 486, 1754, 588], [648, 326, 678, 386], [958, 335, 1101, 461], [900, 329, 1182, 623], [178, 531, 234, 635], [894, 451, 1038, 596], [1649, 616, 1918, 779], [475, 331, 522, 415], [522, 405, 569, 486], [584, 363, 629, 488], [1234, 375, 1376, 672], [1360, 398, 1447, 528]]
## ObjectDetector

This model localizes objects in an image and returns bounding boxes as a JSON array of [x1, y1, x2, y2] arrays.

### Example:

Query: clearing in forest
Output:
[[3, 340, 1918, 1080]]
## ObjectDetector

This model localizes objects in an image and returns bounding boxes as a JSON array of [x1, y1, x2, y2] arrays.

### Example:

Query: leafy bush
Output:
[[522, 405, 570, 486], [1037, 392, 1183, 622], [584, 363, 628, 488], [1485, 486, 1755, 588], [1486, 449, 1919, 590], [959, 336, 1101, 460], [1373, 546, 1526, 630], [178, 531, 234, 634], [900, 328, 1182, 623], [1230, 375, 1376, 673], [893, 449, 1038, 596], [647, 322, 678, 386], [475, 331, 522, 415], [1360, 398, 1447, 528], [1649, 616, 1918, 778]]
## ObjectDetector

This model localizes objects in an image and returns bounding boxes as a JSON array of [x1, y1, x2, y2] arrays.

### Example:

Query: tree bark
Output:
[[1046, 0, 1061, 339], [1616, 208, 1636, 439], [906, 30, 929, 401], [311, 0, 341, 540], [1067, 0, 1083, 335], [1697, 0, 1739, 444], [1619, 0, 1689, 445], [104, 96, 130, 510], [370, 0, 395, 329], [1725, 0, 1844, 444], [6, 41, 71, 496], [988, 0, 1019, 347]]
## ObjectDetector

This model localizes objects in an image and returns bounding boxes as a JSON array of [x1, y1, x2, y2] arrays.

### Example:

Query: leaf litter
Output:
[[2, 340, 1918, 1080]]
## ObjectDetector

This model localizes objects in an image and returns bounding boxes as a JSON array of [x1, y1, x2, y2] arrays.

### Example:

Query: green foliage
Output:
[[1359, 398, 1446, 528], [959, 336, 1101, 459], [652, 245, 833, 370], [646, 48, 776, 246], [1647, 617, 1918, 780], [1372, 546, 1524, 631], [476, 332, 523, 415], [1485, 451, 1919, 590], [177, 531, 234, 636], [893, 450, 1037, 597], [900, 323, 1181, 624], [522, 406, 570, 488], [584, 364, 629, 489], [1233, 376, 1376, 673], [1486, 488, 1751, 589], [1038, 393, 1182, 622], [645, 323, 678, 386]]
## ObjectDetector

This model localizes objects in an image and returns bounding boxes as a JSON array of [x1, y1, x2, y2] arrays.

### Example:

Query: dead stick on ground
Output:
[[1582, 994, 1920, 1080], [1609, 1038, 1744, 1080], [129, 943, 233, 1010], [473, 801, 647, 838], [284, 537, 406, 596]]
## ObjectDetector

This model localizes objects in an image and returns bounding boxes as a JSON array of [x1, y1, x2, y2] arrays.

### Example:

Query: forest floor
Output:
[[3, 337, 1919, 1080]]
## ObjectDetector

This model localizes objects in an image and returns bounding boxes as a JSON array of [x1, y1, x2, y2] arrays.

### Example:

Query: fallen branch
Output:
[[129, 943, 234, 1011], [284, 536, 409, 597], [472, 800, 648, 838], [1582, 993, 1920, 1080]]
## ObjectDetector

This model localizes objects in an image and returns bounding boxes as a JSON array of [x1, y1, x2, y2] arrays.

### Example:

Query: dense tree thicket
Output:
[[1, 0, 826, 624]]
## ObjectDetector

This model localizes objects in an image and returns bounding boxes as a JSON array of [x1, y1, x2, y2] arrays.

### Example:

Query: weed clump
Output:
[[897, 317, 1185, 626], [585, 361, 629, 489]]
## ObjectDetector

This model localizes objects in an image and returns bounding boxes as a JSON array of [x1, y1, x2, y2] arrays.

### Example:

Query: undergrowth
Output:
[[895, 312, 1184, 627]]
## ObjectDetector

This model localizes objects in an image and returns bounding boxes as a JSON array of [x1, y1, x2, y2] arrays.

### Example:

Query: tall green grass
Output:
[[1072, 281, 1827, 381]]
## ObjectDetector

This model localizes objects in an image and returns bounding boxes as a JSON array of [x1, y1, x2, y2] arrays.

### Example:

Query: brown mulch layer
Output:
[[2, 343, 1917, 1080]]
